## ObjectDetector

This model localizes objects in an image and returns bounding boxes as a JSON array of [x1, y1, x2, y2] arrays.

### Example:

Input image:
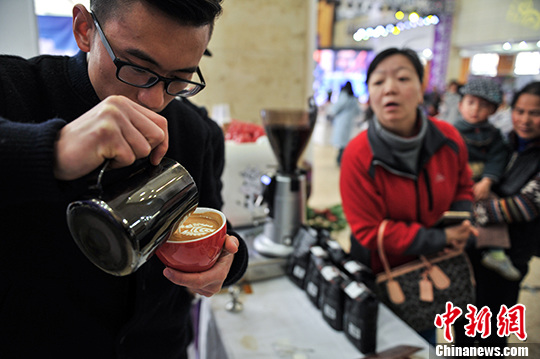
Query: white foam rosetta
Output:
[[179, 223, 215, 237]]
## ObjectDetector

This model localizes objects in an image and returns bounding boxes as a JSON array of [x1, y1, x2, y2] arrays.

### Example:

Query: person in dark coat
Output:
[[455, 81, 540, 355], [454, 77, 519, 280], [0, 1, 247, 358]]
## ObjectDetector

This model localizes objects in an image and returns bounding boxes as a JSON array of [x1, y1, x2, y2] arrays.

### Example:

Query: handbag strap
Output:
[[376, 220, 394, 280], [419, 255, 432, 269], [377, 220, 461, 291], [376, 220, 446, 273]]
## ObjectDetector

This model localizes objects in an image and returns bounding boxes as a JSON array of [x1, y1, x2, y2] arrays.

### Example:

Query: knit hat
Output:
[[460, 77, 502, 105]]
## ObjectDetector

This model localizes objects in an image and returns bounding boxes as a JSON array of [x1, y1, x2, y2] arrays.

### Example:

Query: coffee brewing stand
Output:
[[252, 98, 317, 258]]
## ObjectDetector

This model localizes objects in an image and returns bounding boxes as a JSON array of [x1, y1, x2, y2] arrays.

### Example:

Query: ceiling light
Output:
[[409, 12, 420, 23], [351, 14, 439, 42]]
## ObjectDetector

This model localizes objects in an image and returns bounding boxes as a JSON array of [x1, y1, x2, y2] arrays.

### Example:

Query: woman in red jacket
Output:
[[339, 48, 477, 343]]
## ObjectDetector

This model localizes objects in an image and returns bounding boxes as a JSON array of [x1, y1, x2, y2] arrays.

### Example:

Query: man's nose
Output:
[[137, 82, 167, 111]]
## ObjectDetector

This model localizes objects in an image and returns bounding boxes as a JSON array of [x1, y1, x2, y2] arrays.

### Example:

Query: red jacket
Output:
[[340, 116, 474, 273]]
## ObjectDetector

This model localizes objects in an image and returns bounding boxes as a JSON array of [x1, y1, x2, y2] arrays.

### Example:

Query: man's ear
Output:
[[72, 4, 93, 53]]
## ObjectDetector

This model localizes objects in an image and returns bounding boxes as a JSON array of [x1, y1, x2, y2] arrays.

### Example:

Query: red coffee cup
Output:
[[156, 207, 227, 272]]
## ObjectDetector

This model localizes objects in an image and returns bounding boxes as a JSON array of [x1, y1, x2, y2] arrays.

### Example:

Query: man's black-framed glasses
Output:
[[91, 12, 206, 97]]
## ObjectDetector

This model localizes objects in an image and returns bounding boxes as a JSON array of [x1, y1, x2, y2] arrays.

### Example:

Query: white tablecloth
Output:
[[196, 276, 436, 359]]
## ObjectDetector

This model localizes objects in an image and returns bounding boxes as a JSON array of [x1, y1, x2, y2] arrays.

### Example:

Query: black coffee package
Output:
[[342, 280, 378, 355], [286, 226, 319, 289], [341, 257, 375, 291], [317, 228, 332, 246], [319, 232, 348, 270], [304, 246, 328, 309], [319, 265, 346, 331]]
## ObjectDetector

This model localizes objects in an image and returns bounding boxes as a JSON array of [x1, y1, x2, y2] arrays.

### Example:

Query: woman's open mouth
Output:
[[384, 102, 399, 110]]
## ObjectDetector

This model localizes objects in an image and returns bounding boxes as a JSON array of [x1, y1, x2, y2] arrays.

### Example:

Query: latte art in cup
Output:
[[156, 207, 227, 272], [181, 223, 215, 237], [171, 211, 223, 241]]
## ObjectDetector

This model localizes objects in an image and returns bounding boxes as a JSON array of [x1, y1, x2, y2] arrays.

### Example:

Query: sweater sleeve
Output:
[[475, 171, 540, 225], [0, 117, 67, 205], [482, 130, 510, 182], [222, 229, 249, 287]]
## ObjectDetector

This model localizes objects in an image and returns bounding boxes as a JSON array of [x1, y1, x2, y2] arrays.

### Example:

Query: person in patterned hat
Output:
[[454, 77, 520, 280], [456, 80, 540, 352]]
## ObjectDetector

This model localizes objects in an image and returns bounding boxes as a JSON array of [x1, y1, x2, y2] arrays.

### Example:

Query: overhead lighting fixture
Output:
[[422, 48, 433, 59], [514, 52, 540, 75], [502, 42, 512, 51], [353, 13, 439, 42], [408, 12, 420, 22], [470, 53, 499, 77]]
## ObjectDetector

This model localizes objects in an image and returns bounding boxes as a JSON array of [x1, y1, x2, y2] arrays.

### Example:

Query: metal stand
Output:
[[253, 173, 306, 258]]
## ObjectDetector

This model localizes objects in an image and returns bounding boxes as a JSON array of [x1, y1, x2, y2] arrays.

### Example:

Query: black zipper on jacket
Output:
[[414, 180, 421, 222], [414, 169, 434, 222], [423, 168, 434, 212]]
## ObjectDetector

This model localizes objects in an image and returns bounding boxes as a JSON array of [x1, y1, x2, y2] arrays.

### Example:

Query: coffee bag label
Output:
[[343, 260, 362, 274], [323, 304, 337, 320], [344, 281, 366, 299], [293, 265, 306, 279], [347, 322, 362, 340], [321, 266, 339, 281]]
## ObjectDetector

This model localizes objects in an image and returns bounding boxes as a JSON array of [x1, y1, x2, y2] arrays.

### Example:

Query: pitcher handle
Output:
[[89, 159, 112, 193]]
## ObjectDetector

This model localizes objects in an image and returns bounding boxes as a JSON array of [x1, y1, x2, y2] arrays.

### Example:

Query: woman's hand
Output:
[[162, 235, 240, 297], [473, 177, 493, 201], [444, 220, 478, 251]]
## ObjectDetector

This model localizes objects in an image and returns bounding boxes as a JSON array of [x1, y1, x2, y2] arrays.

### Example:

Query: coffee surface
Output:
[[171, 211, 222, 241]]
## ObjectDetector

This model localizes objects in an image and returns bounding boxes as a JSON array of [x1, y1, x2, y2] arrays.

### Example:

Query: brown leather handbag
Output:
[[375, 220, 476, 332]]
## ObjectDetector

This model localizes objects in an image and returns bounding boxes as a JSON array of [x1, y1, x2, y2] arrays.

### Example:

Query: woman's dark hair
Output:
[[366, 47, 424, 84], [342, 81, 355, 96], [91, 0, 223, 35], [510, 81, 540, 108]]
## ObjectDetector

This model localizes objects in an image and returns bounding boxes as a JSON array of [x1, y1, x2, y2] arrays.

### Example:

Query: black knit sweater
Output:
[[0, 52, 247, 358]]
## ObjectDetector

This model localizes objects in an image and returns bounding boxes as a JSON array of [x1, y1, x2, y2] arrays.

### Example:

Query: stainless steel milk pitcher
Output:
[[66, 157, 199, 276]]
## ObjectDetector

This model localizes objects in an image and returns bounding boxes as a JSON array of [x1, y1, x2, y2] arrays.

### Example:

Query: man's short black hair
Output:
[[90, 0, 223, 34]]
